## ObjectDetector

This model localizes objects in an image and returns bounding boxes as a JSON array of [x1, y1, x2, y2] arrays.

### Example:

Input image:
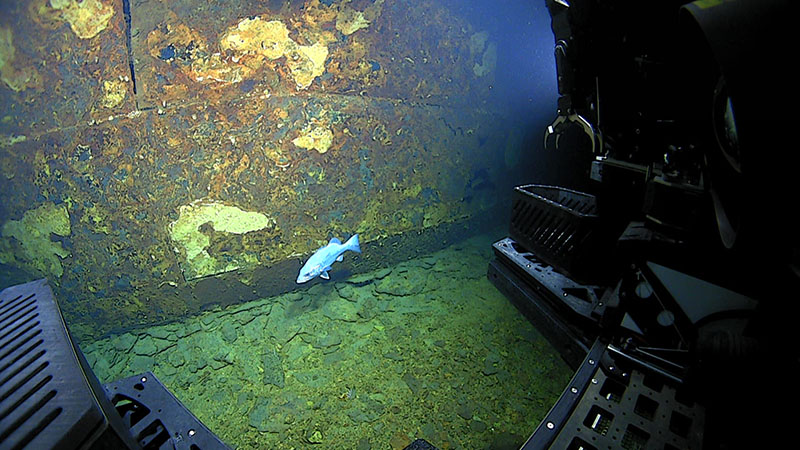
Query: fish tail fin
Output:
[[345, 234, 361, 253]]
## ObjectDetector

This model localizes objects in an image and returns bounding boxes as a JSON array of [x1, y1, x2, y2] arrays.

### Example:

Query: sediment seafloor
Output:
[[83, 231, 572, 449]]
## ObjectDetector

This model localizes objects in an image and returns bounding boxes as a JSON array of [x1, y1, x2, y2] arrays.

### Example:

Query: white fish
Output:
[[296, 234, 361, 283]]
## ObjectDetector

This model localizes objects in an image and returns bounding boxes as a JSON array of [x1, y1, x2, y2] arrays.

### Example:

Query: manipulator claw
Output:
[[544, 98, 602, 155]]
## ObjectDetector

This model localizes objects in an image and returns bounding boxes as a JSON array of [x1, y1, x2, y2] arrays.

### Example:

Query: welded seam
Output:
[[122, 0, 138, 105]]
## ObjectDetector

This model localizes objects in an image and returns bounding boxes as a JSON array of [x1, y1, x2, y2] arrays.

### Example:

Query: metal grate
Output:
[[509, 185, 617, 284], [0, 279, 104, 450], [1, 279, 230, 450], [103, 372, 232, 450], [524, 341, 705, 450]]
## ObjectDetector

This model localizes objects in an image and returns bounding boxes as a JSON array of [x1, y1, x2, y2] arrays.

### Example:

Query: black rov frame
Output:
[[487, 1, 797, 448], [0, 279, 230, 450], [2, 0, 796, 448]]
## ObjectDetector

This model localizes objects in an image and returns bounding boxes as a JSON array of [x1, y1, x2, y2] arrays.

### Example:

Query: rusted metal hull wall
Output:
[[1, 0, 517, 341]]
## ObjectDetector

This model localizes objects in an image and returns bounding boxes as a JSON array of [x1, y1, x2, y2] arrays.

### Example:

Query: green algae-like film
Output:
[[82, 233, 572, 449]]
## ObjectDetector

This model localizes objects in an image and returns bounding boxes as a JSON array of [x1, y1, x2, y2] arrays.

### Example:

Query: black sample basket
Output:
[[509, 184, 617, 283]]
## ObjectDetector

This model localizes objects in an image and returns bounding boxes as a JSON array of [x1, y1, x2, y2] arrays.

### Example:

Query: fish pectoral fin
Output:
[[320, 270, 330, 280], [336, 255, 344, 262]]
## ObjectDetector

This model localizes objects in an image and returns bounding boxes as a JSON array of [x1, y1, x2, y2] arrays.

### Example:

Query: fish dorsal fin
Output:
[[329, 237, 341, 245], [320, 270, 330, 280], [336, 255, 344, 262]]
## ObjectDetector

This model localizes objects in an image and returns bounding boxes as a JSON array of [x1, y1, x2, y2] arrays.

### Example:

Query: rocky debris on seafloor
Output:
[[310, 331, 342, 354], [83, 239, 491, 385], [347, 394, 386, 424], [482, 351, 502, 376], [375, 268, 427, 297], [262, 347, 285, 388], [346, 267, 392, 285], [455, 400, 474, 421], [267, 303, 303, 343], [248, 398, 286, 433], [75, 234, 573, 450]]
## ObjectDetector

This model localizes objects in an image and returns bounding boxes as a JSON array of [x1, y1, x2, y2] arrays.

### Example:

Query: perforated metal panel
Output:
[[104, 372, 232, 450], [0, 279, 106, 450], [509, 185, 618, 284], [558, 366, 705, 450], [523, 341, 705, 450]]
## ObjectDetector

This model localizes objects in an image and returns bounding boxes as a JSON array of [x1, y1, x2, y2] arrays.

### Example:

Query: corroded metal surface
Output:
[[0, 0, 132, 135], [1, 0, 514, 340]]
